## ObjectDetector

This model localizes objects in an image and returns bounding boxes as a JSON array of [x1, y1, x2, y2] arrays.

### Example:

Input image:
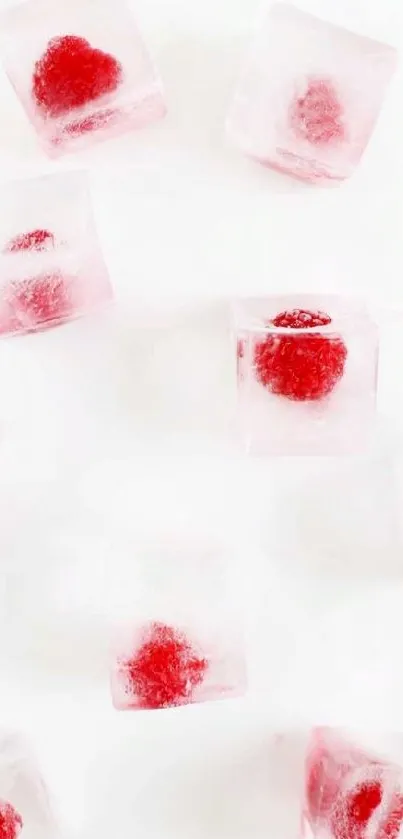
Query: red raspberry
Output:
[[377, 793, 403, 839], [122, 622, 208, 710], [4, 229, 55, 253], [291, 78, 345, 145], [254, 309, 347, 401], [32, 35, 123, 118], [331, 781, 383, 839], [0, 801, 23, 839], [12, 273, 73, 328]]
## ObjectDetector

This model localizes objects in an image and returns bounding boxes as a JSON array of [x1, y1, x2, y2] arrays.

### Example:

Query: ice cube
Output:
[[109, 540, 246, 710], [0, 0, 165, 157], [0, 731, 56, 839], [0, 171, 112, 336], [226, 4, 397, 183], [234, 296, 378, 455], [302, 728, 403, 839]]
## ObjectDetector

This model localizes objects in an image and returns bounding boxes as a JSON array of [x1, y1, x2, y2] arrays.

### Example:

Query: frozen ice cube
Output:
[[109, 540, 246, 710], [0, 0, 165, 158], [227, 4, 397, 183], [302, 728, 403, 839], [0, 731, 56, 839], [0, 171, 112, 336], [234, 295, 378, 455]]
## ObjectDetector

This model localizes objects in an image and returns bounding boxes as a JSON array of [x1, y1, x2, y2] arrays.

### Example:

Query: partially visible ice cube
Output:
[[302, 728, 403, 839], [227, 4, 397, 183], [234, 295, 378, 455], [109, 540, 246, 711], [0, 0, 165, 157], [0, 732, 56, 839], [0, 171, 112, 336]]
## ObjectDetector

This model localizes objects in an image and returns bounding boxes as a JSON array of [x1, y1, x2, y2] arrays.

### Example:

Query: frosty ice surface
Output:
[[0, 0, 165, 157], [234, 296, 378, 455], [227, 4, 397, 183], [0, 732, 56, 839], [302, 728, 403, 839], [0, 171, 112, 336], [109, 541, 246, 711]]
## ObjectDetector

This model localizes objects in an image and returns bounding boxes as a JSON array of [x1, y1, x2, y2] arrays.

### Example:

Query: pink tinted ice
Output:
[[0, 171, 112, 336], [227, 4, 397, 183], [302, 728, 403, 839], [234, 296, 378, 455], [0, 0, 165, 157], [0, 731, 56, 839]]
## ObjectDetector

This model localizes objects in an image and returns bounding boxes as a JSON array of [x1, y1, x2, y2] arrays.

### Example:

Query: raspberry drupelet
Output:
[[121, 622, 208, 710], [254, 309, 347, 401]]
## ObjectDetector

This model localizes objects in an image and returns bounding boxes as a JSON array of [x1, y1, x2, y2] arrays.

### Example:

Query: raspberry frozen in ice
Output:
[[119, 622, 208, 710], [0, 0, 166, 156], [0, 802, 23, 839], [227, 4, 397, 183], [5, 229, 55, 253], [234, 296, 378, 455], [254, 309, 347, 401]]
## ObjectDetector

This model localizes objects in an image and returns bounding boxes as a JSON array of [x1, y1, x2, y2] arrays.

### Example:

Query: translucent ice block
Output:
[[234, 296, 378, 455], [0, 731, 56, 839], [227, 4, 397, 184], [0, 0, 165, 157], [109, 540, 246, 710], [0, 171, 112, 336], [302, 728, 403, 839]]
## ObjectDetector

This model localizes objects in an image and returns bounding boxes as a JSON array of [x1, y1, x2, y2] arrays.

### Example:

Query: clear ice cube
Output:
[[0, 0, 165, 157], [302, 728, 403, 839], [0, 731, 56, 839], [227, 4, 397, 183], [109, 540, 246, 711], [0, 171, 112, 336], [234, 295, 378, 455]]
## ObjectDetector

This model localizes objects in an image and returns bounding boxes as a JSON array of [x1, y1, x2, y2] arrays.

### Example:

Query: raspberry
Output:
[[4, 229, 55, 253], [122, 622, 208, 710], [254, 309, 347, 401], [377, 793, 403, 839], [291, 78, 345, 145], [12, 273, 73, 327], [0, 801, 23, 839], [32, 35, 123, 118], [331, 781, 383, 839]]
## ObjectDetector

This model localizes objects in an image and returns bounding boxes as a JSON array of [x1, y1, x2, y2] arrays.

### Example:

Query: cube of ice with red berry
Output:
[[0, 731, 56, 838], [109, 543, 246, 711], [302, 728, 403, 839], [0, 171, 112, 336], [234, 296, 378, 455], [0, 0, 165, 157], [226, 4, 397, 184]]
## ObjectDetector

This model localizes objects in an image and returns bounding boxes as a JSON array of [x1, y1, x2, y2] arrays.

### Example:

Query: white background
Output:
[[0, 0, 402, 837]]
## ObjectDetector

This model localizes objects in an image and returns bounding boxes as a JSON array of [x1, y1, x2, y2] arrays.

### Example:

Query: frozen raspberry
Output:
[[4, 229, 55, 253], [254, 309, 347, 401], [122, 622, 208, 710], [331, 780, 383, 839], [12, 273, 73, 327], [378, 793, 403, 839], [291, 78, 345, 145], [32, 35, 123, 118], [0, 801, 23, 839]]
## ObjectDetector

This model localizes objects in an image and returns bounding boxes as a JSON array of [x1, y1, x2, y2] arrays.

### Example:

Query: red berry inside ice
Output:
[[254, 308, 347, 401], [4, 229, 55, 253], [12, 273, 73, 327], [291, 78, 345, 145], [32, 35, 123, 118], [377, 793, 403, 839], [0, 801, 23, 839], [331, 780, 383, 839], [123, 622, 208, 710]]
